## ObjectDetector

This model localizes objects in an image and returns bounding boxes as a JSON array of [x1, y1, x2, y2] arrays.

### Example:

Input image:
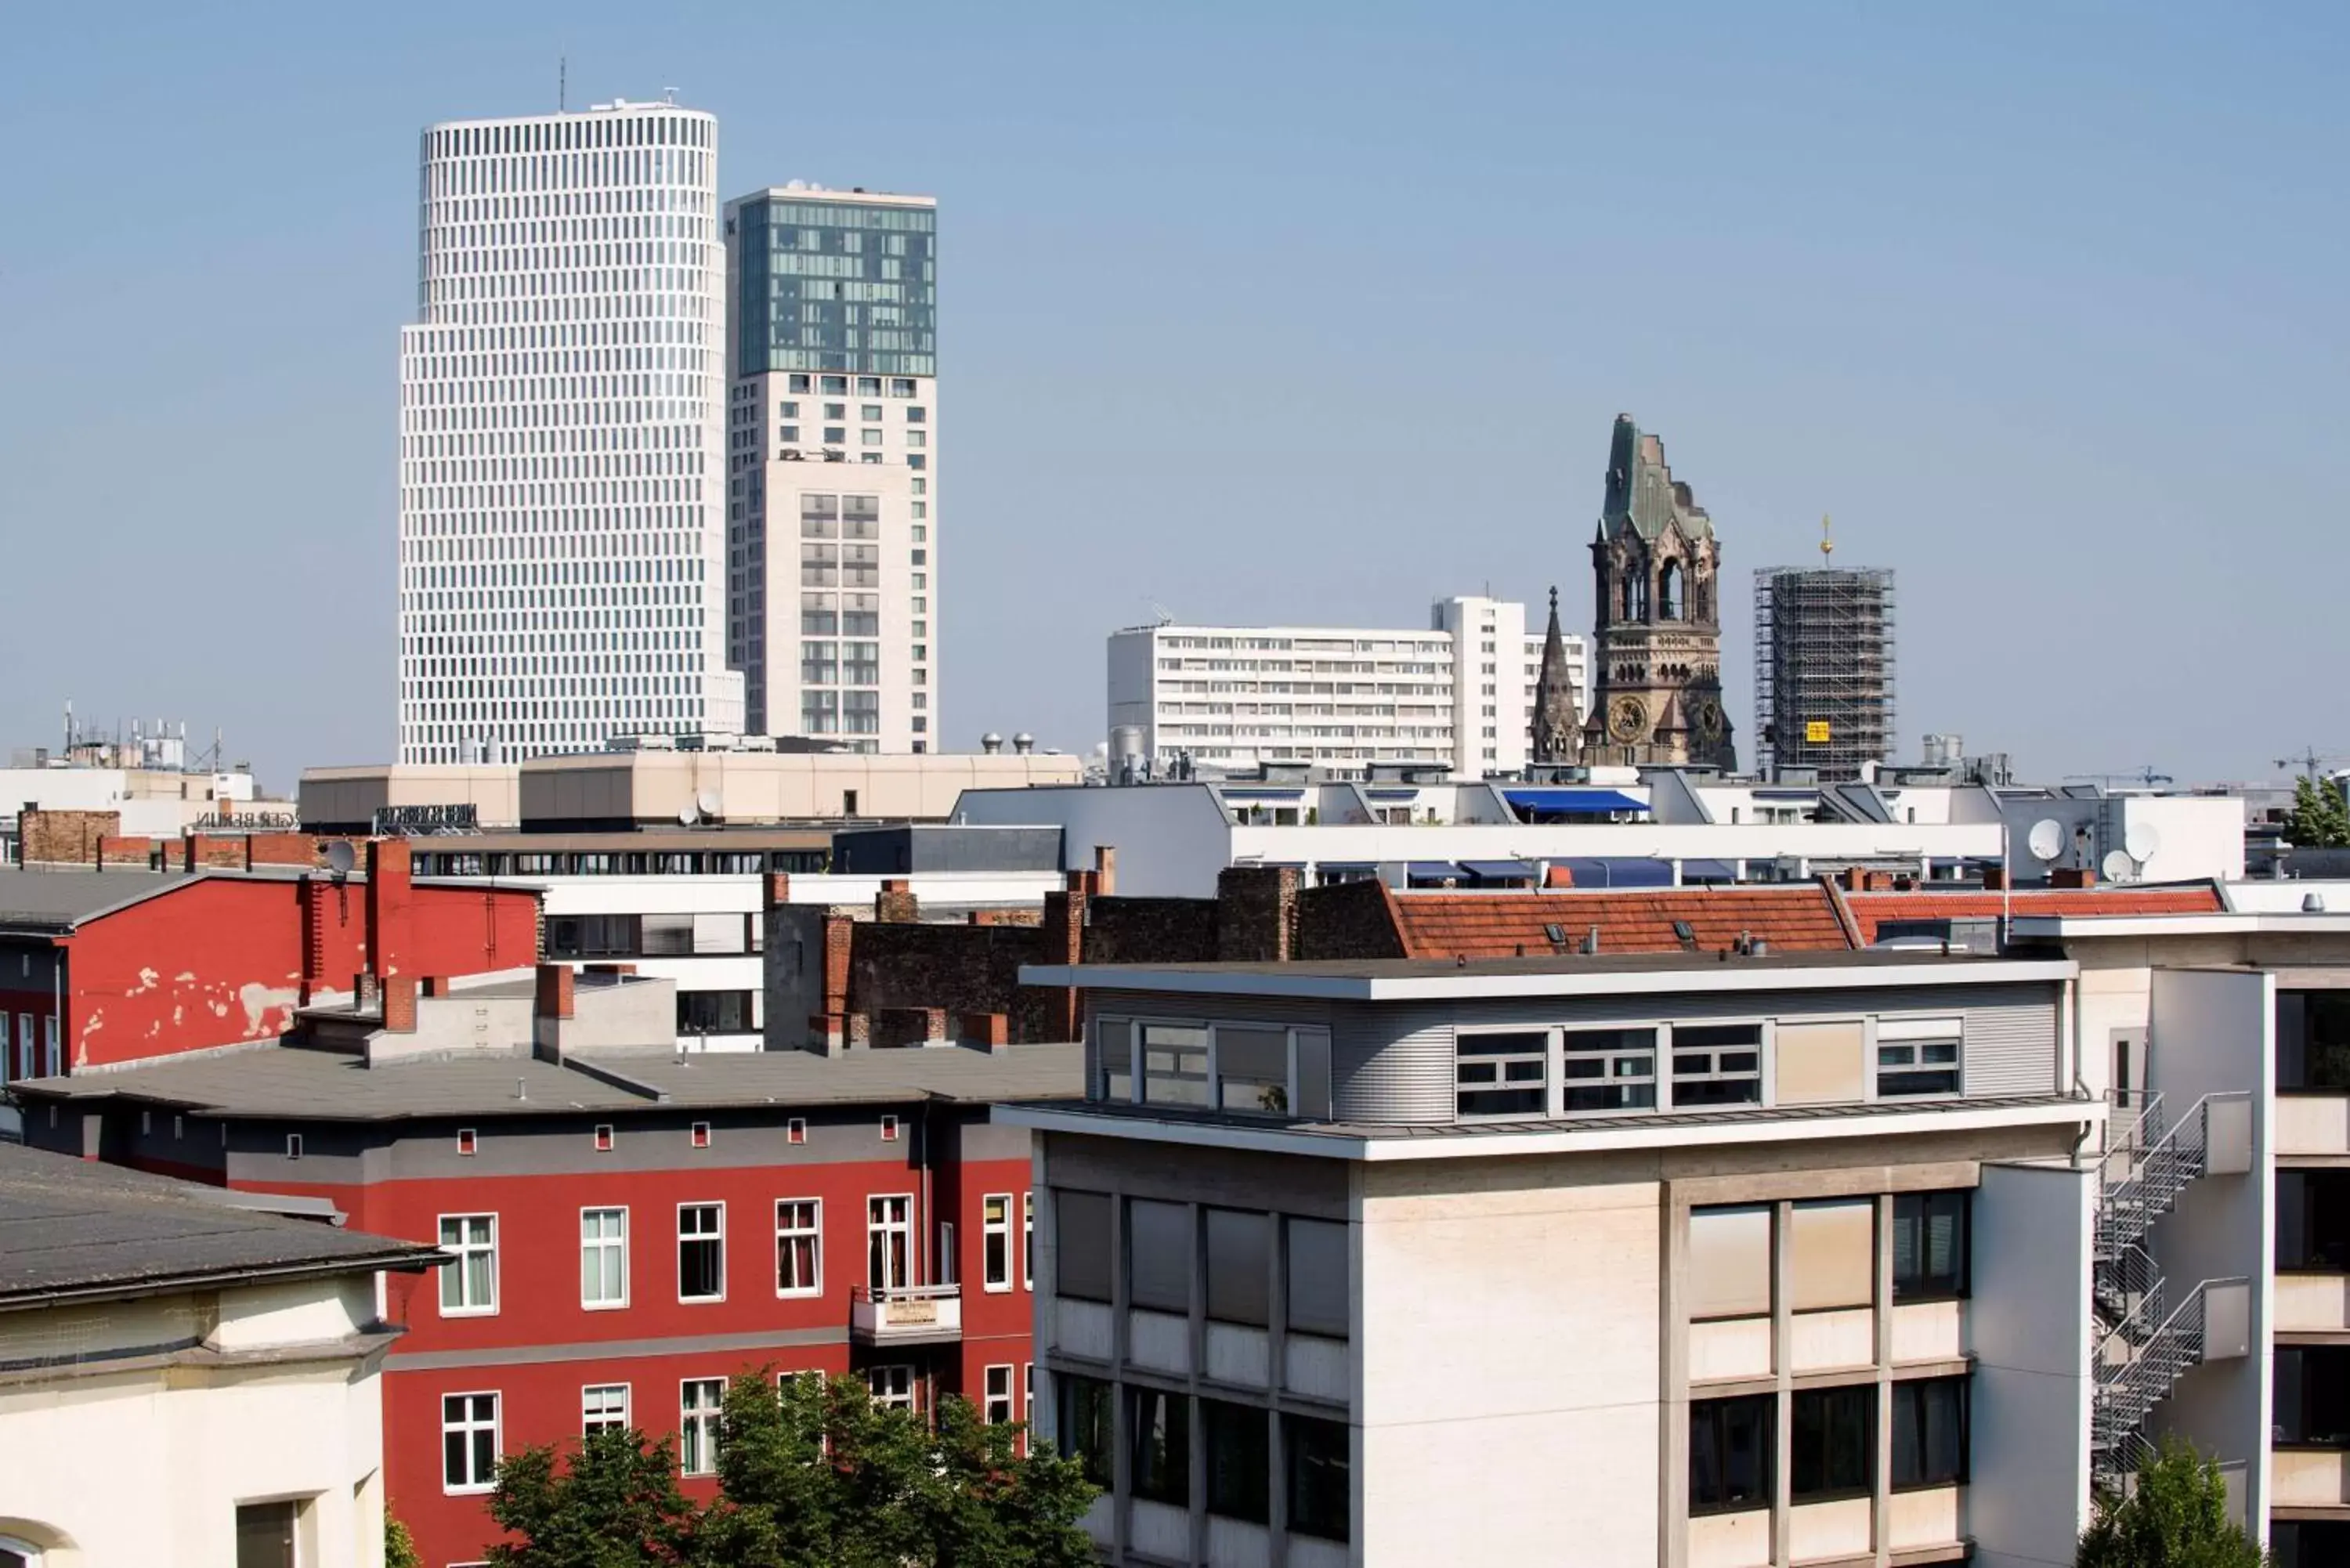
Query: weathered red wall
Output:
[[64, 877, 537, 1068]]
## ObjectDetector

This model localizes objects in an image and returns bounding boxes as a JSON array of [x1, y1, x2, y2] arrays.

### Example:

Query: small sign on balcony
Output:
[[892, 1299, 939, 1326]]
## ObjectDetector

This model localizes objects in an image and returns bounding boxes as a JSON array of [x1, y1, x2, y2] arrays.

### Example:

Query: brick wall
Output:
[[1085, 897, 1220, 963], [18, 809, 119, 866], [1215, 865, 1300, 962], [1294, 879, 1409, 960]]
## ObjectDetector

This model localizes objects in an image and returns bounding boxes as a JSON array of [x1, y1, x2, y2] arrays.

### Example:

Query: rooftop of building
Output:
[[0, 862, 508, 935], [1384, 884, 1859, 959], [9, 1039, 1086, 1122], [0, 1141, 436, 1309], [1023, 948, 2074, 1002], [998, 1088, 2096, 1162]]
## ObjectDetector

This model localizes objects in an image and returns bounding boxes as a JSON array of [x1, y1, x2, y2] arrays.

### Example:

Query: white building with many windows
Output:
[[725, 186, 938, 751], [396, 99, 739, 764], [1106, 598, 1587, 782]]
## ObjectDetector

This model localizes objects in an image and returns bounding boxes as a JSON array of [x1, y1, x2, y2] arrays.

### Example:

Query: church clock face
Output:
[[1608, 695, 1647, 742], [1696, 699, 1723, 739]]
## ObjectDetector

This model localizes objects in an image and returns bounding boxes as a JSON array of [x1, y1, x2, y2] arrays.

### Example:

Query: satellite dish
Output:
[[696, 790, 721, 818], [324, 840, 357, 876], [2124, 822, 2160, 863], [2026, 818, 2066, 862], [2101, 849, 2137, 883], [678, 805, 699, 827]]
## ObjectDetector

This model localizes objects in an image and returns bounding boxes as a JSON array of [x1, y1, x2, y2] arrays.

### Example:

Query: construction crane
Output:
[[2275, 746, 2349, 782], [2064, 766, 2175, 789]]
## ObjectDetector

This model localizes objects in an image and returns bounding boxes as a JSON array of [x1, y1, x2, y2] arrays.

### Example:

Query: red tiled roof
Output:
[[1389, 886, 1856, 960], [1843, 885, 2225, 943]]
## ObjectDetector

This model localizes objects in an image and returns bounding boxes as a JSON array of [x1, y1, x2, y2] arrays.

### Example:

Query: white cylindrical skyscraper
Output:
[[396, 99, 739, 763]]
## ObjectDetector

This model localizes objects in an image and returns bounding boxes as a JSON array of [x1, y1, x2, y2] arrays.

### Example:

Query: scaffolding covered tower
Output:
[[1754, 563, 1896, 782]]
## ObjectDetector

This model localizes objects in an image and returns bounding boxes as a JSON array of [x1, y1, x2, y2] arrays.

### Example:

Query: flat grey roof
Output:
[[997, 1090, 2099, 1163], [13, 1040, 1085, 1122], [0, 1142, 436, 1307], [0, 867, 197, 928], [1022, 948, 2076, 1002]]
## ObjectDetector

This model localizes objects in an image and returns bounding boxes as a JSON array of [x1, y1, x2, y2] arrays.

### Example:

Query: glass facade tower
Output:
[[396, 101, 739, 764], [725, 186, 938, 752]]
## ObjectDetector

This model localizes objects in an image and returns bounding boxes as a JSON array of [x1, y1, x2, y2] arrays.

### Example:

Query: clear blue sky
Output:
[[3, 1, 2342, 789]]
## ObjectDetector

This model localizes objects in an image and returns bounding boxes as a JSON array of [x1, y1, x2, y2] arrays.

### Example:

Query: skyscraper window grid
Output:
[[396, 103, 739, 763]]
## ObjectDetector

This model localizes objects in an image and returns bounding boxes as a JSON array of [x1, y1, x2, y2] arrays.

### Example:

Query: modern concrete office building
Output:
[[725, 185, 938, 751], [1106, 598, 1588, 782], [1001, 948, 2111, 1567], [396, 99, 739, 763]]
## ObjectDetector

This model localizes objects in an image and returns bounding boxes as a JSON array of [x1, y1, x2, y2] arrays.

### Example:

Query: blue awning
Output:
[[1406, 862, 1464, 881], [1549, 858, 1677, 889], [1460, 859, 1537, 880], [1502, 788, 1647, 814], [1681, 858, 1740, 882]]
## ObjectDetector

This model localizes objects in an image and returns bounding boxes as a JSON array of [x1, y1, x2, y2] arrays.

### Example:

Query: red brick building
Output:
[[15, 1002, 1078, 1568]]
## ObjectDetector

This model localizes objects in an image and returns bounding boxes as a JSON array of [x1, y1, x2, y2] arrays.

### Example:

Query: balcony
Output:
[[850, 1283, 962, 1346]]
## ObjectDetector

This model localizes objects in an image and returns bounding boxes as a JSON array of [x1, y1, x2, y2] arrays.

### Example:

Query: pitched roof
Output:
[[1388, 886, 1856, 960], [1843, 884, 2225, 943], [0, 1142, 436, 1306]]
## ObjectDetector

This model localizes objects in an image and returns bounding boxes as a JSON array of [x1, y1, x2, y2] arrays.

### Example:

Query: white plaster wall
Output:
[[1969, 1158, 2095, 1568], [1358, 1167, 1661, 1568], [0, 1288, 389, 1566], [208, 1275, 374, 1353], [2143, 966, 2274, 1534]]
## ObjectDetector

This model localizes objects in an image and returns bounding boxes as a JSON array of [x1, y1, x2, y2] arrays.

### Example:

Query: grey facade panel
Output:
[[1330, 1001, 1456, 1124], [1321, 982, 2059, 1125]]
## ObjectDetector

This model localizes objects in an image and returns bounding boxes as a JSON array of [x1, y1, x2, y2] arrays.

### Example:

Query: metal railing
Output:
[[2088, 1086, 2254, 1492]]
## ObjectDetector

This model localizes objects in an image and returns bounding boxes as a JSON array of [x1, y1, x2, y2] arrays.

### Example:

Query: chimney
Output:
[[381, 974, 418, 1033], [1216, 866, 1299, 963], [875, 877, 918, 924], [421, 976, 451, 998], [960, 1012, 1010, 1056], [366, 839, 415, 981], [535, 963, 576, 1021], [2051, 865, 2098, 889], [1980, 865, 2006, 891], [1544, 864, 1573, 888], [1093, 845, 1117, 897], [764, 871, 792, 909]]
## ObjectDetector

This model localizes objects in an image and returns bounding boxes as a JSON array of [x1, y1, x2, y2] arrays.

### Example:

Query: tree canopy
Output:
[[2077, 1439, 2265, 1568], [2283, 775, 2350, 850], [483, 1374, 1097, 1568]]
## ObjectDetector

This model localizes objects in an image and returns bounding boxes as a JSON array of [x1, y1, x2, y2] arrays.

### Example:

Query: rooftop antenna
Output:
[[663, 85, 678, 105], [1820, 514, 1834, 561], [559, 54, 566, 112]]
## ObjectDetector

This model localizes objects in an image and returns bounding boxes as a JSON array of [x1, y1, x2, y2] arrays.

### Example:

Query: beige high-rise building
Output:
[[724, 185, 938, 752]]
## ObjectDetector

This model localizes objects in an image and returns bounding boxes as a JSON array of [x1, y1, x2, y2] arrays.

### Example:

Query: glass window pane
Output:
[[1127, 1386, 1190, 1505], [1055, 1190, 1112, 1302], [1286, 1218, 1349, 1338], [1204, 1209, 1271, 1326], [1285, 1414, 1350, 1541], [1127, 1199, 1191, 1313], [1202, 1398, 1270, 1521]]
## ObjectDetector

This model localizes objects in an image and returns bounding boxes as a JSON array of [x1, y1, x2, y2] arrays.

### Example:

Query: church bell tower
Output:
[[1581, 414, 1736, 771]]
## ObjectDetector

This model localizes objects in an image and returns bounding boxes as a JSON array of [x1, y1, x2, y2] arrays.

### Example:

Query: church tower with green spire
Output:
[[1580, 414, 1737, 770]]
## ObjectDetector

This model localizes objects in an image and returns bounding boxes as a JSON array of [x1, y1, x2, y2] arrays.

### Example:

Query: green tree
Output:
[[696, 1373, 1096, 1568], [485, 1427, 700, 1568], [484, 1372, 1097, 1568], [386, 1512, 423, 1568], [2283, 775, 2350, 849], [2077, 1438, 2265, 1567]]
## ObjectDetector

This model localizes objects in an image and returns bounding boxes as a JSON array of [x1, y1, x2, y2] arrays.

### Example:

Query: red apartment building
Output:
[[13, 968, 1078, 1568]]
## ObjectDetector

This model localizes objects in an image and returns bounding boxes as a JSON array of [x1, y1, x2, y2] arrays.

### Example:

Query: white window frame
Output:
[[867, 1364, 915, 1411], [868, 1194, 913, 1292], [680, 1377, 725, 1475], [1663, 1019, 1771, 1111], [982, 1194, 1014, 1292], [983, 1363, 1015, 1424], [441, 1389, 501, 1494], [438, 1213, 499, 1317], [1453, 1028, 1551, 1120], [678, 1201, 726, 1303], [776, 1198, 822, 1297], [1874, 1015, 1965, 1100], [1021, 1192, 1034, 1291], [582, 1382, 631, 1434], [581, 1205, 629, 1310]]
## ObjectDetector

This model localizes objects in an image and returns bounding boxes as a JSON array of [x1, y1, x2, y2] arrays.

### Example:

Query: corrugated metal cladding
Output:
[[1328, 981, 2060, 1124]]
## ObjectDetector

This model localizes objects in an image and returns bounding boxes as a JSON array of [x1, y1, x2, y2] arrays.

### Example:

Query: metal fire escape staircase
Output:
[[2089, 1091, 2253, 1491]]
